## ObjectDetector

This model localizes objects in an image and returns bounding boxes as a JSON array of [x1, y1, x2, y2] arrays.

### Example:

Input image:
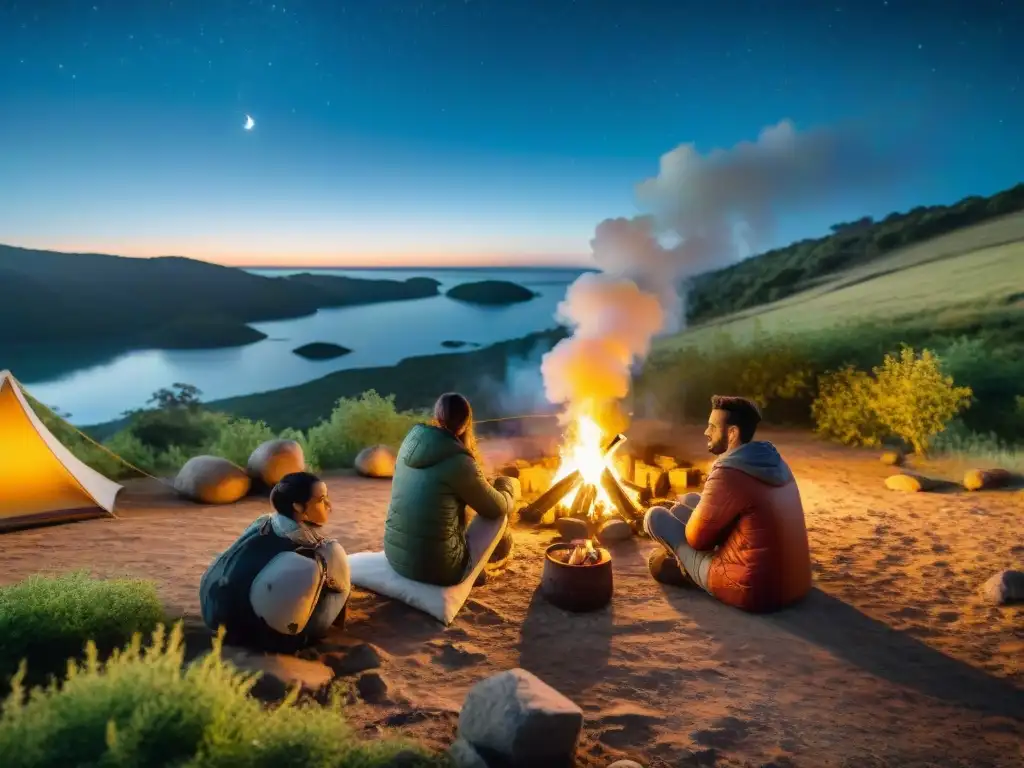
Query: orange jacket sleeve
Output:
[[685, 467, 744, 551]]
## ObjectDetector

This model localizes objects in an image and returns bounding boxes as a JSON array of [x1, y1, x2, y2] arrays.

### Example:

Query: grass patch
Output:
[[0, 623, 445, 768], [0, 572, 166, 692]]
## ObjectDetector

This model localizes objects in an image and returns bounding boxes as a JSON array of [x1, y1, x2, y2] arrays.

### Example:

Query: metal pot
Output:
[[540, 542, 614, 612]]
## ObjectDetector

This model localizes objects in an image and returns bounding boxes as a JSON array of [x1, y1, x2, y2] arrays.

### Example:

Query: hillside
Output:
[[686, 182, 1024, 324], [0, 245, 439, 350]]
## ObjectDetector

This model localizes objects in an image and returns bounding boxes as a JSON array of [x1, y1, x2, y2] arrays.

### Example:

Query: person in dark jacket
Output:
[[199, 472, 351, 651], [644, 396, 812, 613], [384, 392, 520, 586]]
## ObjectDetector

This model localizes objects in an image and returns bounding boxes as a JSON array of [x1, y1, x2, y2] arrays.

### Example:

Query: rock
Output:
[[458, 668, 584, 767], [356, 671, 391, 703], [980, 569, 1024, 605], [880, 450, 905, 466], [446, 280, 537, 306], [218, 646, 333, 702], [963, 467, 1013, 491], [322, 642, 384, 676], [292, 342, 352, 360], [609, 762, 645, 768], [449, 738, 490, 768], [173, 455, 251, 504], [355, 444, 397, 478], [556, 516, 590, 541], [884, 473, 937, 493], [596, 517, 633, 545], [246, 438, 305, 488]]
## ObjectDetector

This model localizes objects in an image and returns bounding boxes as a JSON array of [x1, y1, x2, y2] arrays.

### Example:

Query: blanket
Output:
[[348, 515, 507, 625]]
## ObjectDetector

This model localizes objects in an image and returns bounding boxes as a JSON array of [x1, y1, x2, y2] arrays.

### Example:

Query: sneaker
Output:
[[648, 550, 692, 588]]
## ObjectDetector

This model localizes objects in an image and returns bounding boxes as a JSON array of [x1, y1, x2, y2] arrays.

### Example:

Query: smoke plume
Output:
[[542, 118, 904, 420]]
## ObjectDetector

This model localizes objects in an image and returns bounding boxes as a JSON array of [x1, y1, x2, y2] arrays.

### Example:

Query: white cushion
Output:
[[348, 515, 507, 625], [250, 551, 324, 635]]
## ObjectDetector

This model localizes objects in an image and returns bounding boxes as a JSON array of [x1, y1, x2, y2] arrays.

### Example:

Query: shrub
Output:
[[811, 366, 888, 448], [278, 427, 319, 473], [0, 624, 442, 768], [0, 572, 166, 692], [308, 390, 426, 470], [202, 413, 276, 467], [872, 347, 973, 455]]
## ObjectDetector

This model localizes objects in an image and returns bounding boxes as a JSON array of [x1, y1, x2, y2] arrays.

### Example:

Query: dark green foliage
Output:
[[0, 572, 166, 693]]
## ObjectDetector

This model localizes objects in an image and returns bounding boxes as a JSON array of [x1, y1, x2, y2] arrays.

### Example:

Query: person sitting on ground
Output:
[[199, 471, 350, 651], [644, 395, 812, 613], [384, 392, 520, 586]]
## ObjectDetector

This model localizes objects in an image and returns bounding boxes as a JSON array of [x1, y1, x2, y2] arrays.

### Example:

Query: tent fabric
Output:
[[0, 370, 122, 532], [348, 514, 507, 625]]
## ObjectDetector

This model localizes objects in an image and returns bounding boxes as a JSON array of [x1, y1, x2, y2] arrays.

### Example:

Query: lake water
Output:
[[15, 267, 583, 426]]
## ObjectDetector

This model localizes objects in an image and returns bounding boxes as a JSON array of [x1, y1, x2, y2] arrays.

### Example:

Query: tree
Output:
[[148, 383, 203, 411]]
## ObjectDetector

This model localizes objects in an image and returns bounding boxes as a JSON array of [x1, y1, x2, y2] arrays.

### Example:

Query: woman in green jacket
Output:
[[384, 392, 519, 586]]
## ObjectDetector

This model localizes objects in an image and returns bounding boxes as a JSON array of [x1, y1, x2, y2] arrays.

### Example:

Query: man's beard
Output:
[[708, 437, 728, 456]]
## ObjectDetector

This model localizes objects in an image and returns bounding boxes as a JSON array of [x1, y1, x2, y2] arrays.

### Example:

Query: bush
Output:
[[932, 421, 1024, 472], [811, 365, 888, 448], [872, 347, 973, 454], [202, 413, 276, 467], [0, 572, 166, 692], [0, 624, 443, 768], [308, 390, 426, 470], [811, 347, 973, 454]]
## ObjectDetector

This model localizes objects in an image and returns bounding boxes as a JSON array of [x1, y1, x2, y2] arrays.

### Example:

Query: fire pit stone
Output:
[[596, 517, 632, 545], [555, 516, 590, 541]]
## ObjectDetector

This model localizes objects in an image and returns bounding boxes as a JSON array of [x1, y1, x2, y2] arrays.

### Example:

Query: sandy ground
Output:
[[2, 426, 1022, 768]]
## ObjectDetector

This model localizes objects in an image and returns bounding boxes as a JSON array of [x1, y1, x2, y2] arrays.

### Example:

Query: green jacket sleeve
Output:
[[448, 455, 515, 520]]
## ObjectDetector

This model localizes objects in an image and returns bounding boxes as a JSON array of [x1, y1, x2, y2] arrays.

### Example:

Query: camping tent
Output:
[[0, 370, 122, 532]]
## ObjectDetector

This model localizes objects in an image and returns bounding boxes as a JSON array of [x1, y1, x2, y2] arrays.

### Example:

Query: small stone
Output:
[[356, 671, 391, 703], [880, 450, 904, 466], [609, 761, 645, 768], [355, 445, 397, 478], [596, 517, 633, 545], [556, 516, 590, 541], [435, 641, 487, 669], [980, 569, 1024, 605], [322, 642, 384, 676], [458, 667, 584, 767], [449, 738, 490, 768]]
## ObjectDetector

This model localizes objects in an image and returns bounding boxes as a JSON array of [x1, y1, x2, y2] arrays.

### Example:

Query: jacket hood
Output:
[[714, 440, 793, 487], [399, 423, 471, 469]]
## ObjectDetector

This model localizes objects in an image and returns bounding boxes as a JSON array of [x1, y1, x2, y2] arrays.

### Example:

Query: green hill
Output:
[[0, 245, 439, 351]]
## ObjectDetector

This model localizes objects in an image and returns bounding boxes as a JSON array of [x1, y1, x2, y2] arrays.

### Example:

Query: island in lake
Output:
[[445, 279, 537, 306], [292, 342, 352, 360]]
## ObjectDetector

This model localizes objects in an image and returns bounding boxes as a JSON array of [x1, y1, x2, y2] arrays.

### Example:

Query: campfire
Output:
[[520, 415, 644, 538]]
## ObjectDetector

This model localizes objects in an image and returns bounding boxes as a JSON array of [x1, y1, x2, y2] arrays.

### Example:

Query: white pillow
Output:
[[348, 515, 507, 625]]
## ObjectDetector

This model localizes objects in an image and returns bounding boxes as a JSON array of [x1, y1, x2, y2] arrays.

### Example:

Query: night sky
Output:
[[0, 0, 1021, 267]]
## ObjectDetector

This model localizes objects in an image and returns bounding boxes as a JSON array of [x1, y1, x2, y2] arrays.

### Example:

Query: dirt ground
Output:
[[2, 425, 1022, 767]]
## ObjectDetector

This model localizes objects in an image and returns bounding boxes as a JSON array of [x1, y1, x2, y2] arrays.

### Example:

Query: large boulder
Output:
[[247, 439, 305, 488], [174, 455, 251, 504], [355, 445, 397, 478], [458, 668, 583, 767]]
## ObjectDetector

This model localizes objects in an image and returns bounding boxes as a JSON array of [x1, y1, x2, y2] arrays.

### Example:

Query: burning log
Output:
[[520, 469, 582, 523], [569, 483, 597, 521], [566, 538, 601, 566], [600, 467, 643, 528]]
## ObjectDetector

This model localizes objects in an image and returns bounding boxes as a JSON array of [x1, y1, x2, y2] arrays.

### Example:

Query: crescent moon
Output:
[[244, 114, 255, 130]]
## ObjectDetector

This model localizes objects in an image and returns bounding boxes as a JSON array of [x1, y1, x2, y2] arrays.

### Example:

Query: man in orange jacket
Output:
[[644, 395, 812, 613]]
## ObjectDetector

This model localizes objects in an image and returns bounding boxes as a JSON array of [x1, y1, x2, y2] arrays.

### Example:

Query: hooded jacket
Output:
[[686, 441, 811, 612], [384, 424, 516, 586]]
